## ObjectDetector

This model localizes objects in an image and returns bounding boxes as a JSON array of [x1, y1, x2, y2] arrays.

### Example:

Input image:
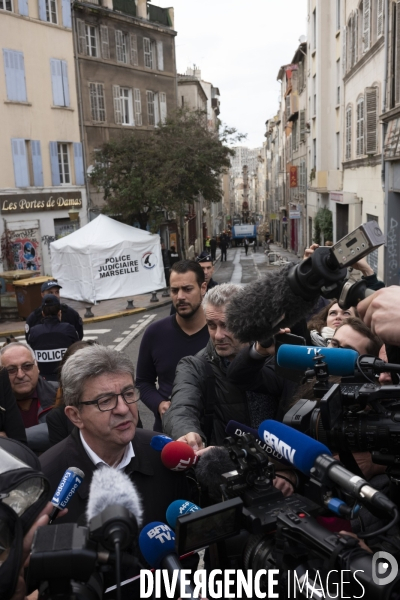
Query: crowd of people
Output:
[[2, 245, 400, 600]]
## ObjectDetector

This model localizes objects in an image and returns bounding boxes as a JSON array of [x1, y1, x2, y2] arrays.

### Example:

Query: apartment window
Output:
[[134, 89, 142, 125], [50, 59, 70, 107], [159, 92, 167, 123], [49, 142, 84, 185], [336, 59, 340, 104], [0, 0, 12, 11], [143, 37, 153, 68], [345, 106, 352, 159], [115, 30, 128, 64], [58, 143, 70, 184], [313, 138, 316, 169], [356, 97, 364, 156], [363, 0, 371, 52], [89, 83, 106, 122], [2, 49, 27, 102], [147, 90, 158, 125], [336, 0, 340, 30], [292, 120, 298, 153], [45, 0, 57, 23], [313, 75, 316, 116], [336, 132, 340, 169], [86, 25, 98, 57], [11, 139, 43, 187], [120, 88, 133, 124], [313, 9, 316, 50]]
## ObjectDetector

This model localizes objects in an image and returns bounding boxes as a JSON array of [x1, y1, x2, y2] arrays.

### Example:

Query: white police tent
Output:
[[50, 214, 165, 302]]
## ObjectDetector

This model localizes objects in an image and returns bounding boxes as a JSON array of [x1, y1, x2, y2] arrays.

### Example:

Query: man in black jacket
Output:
[[28, 295, 78, 381], [25, 280, 83, 341]]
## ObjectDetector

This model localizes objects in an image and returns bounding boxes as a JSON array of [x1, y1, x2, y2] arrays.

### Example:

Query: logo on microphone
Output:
[[262, 431, 296, 463], [372, 551, 398, 586]]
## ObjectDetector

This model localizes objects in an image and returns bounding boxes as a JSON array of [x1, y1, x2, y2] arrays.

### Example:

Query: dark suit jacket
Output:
[[40, 427, 189, 527]]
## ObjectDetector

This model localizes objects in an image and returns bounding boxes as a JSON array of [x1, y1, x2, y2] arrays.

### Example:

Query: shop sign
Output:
[[1, 192, 82, 214]]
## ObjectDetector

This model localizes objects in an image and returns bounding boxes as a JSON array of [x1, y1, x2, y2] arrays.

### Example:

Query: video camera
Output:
[[178, 433, 400, 599]]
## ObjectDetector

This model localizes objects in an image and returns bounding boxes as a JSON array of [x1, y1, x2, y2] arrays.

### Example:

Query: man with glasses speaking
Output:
[[39, 345, 189, 527], [0, 342, 57, 449]]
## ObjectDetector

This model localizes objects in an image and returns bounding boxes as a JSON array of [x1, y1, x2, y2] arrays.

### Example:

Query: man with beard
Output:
[[136, 260, 209, 431]]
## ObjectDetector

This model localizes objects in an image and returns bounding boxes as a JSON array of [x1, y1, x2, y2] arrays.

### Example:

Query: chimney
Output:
[[136, 0, 147, 19], [167, 7, 174, 28]]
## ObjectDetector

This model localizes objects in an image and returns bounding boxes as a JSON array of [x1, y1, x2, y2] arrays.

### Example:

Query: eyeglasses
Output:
[[78, 386, 140, 412], [5, 363, 36, 376]]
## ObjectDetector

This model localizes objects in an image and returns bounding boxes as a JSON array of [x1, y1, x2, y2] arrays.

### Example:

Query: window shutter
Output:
[[159, 92, 167, 123], [130, 34, 138, 65], [342, 25, 347, 74], [363, 0, 371, 52], [31, 141, 44, 186], [396, 2, 400, 105], [154, 92, 160, 126], [97, 84, 105, 121], [156, 41, 164, 71], [147, 90, 154, 125], [11, 139, 29, 187], [134, 88, 142, 125], [61, 61, 70, 106], [76, 20, 87, 55], [62, 0, 71, 28], [38, 0, 46, 21], [377, 0, 384, 37], [354, 10, 358, 64], [300, 110, 306, 142], [115, 30, 123, 62], [3, 50, 27, 102], [50, 59, 64, 106], [143, 37, 152, 68], [346, 107, 352, 159], [73, 142, 84, 185], [19, 0, 29, 16], [365, 87, 378, 154], [113, 85, 122, 124], [100, 26, 110, 59], [151, 42, 156, 70], [356, 99, 364, 156], [49, 141, 60, 185], [89, 83, 98, 121]]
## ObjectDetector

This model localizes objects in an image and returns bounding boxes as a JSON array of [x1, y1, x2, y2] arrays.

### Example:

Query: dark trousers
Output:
[[221, 247, 227, 261], [244, 245, 248, 255], [164, 267, 170, 286]]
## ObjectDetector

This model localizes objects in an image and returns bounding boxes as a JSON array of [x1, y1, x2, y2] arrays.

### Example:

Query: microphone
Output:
[[277, 344, 359, 376], [86, 466, 143, 528], [226, 262, 320, 343], [225, 420, 290, 466], [161, 441, 198, 471], [258, 420, 397, 515], [150, 434, 173, 451], [49, 466, 84, 524], [139, 521, 198, 599], [195, 446, 236, 501], [166, 500, 200, 529]]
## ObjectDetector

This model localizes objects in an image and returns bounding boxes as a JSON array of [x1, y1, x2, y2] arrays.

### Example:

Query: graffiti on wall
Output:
[[8, 228, 41, 271]]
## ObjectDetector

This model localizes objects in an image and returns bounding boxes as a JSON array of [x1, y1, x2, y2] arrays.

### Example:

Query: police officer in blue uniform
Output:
[[28, 295, 79, 381], [25, 280, 83, 341]]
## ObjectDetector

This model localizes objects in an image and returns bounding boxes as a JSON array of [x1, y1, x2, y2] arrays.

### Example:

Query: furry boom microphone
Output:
[[226, 263, 320, 343]]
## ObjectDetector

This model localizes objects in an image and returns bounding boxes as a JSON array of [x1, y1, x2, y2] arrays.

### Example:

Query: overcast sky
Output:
[[154, 0, 308, 149]]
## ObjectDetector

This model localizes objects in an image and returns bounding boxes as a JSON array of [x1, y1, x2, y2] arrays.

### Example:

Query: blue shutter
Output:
[[50, 59, 64, 106], [73, 142, 84, 185], [50, 142, 60, 186], [61, 60, 70, 106], [38, 0, 46, 21], [32, 141, 44, 186], [3, 49, 27, 102], [11, 139, 29, 187], [61, 0, 71, 28], [19, 0, 29, 16]]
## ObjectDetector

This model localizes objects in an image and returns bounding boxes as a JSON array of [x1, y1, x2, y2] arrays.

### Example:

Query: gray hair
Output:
[[61, 345, 135, 408], [202, 283, 243, 312], [0, 342, 36, 363]]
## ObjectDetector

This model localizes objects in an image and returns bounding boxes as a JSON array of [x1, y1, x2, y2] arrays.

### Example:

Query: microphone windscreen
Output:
[[86, 466, 143, 526], [150, 434, 173, 451], [139, 521, 176, 568], [226, 263, 319, 343], [166, 500, 200, 529], [258, 419, 332, 475], [161, 441, 197, 471], [195, 446, 236, 500], [225, 420, 259, 439], [277, 344, 358, 376]]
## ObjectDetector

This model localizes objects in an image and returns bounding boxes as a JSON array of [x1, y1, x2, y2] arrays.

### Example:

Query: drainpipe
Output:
[[71, 4, 91, 222], [381, 0, 389, 190]]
